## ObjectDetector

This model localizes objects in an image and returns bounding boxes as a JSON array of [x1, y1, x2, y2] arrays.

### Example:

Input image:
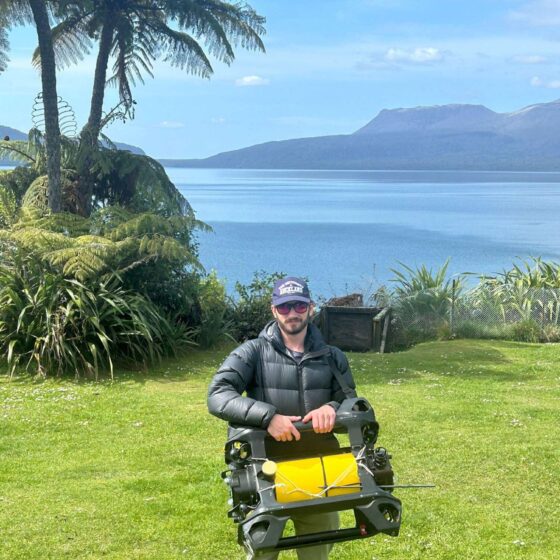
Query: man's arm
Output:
[[207, 341, 277, 428]]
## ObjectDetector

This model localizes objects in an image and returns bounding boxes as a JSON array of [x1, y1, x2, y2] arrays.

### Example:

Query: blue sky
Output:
[[2, 0, 560, 158]]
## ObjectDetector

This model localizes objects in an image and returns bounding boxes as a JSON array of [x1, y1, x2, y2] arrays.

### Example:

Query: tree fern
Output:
[[1, 206, 205, 282]]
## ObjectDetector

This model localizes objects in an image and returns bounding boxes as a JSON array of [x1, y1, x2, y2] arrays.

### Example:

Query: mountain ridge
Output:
[[161, 99, 560, 171]]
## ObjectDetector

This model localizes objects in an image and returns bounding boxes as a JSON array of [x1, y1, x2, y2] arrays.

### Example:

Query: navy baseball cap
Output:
[[272, 277, 311, 306]]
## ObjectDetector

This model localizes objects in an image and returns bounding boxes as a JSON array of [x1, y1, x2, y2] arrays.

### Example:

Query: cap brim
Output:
[[273, 295, 311, 306]]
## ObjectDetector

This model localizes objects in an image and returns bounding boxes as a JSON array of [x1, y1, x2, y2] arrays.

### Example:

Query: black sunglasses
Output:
[[275, 301, 310, 315]]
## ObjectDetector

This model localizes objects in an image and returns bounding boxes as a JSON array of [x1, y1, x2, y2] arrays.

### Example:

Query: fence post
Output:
[[380, 308, 391, 354], [450, 279, 457, 335]]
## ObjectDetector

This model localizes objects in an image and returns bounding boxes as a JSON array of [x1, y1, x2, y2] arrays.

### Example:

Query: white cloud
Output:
[[235, 75, 270, 87], [211, 117, 226, 124], [531, 76, 543, 87], [159, 120, 185, 129], [511, 54, 547, 64], [530, 75, 560, 89], [510, 0, 560, 26], [384, 47, 445, 64], [359, 0, 403, 5]]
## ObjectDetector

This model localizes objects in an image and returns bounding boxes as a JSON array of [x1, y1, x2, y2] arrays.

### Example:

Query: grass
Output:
[[1, 339, 559, 559]]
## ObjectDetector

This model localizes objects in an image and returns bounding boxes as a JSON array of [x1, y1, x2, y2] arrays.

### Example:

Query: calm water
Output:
[[6, 164, 559, 297], [166, 168, 560, 298]]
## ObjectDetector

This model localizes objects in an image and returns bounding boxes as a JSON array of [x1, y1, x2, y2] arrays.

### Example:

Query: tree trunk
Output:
[[28, 0, 61, 213], [82, 17, 114, 149], [77, 16, 113, 216]]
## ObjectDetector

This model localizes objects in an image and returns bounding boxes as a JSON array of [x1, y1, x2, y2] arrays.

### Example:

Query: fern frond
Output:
[[62, 253, 107, 281], [137, 233, 189, 261], [19, 211, 91, 236], [1, 226, 75, 253], [0, 140, 37, 164], [21, 176, 50, 212], [150, 22, 213, 76], [0, 186, 18, 228], [32, 15, 93, 70], [110, 213, 173, 240]]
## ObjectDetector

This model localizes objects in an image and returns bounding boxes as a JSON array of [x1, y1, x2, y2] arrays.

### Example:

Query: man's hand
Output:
[[302, 404, 336, 434], [267, 414, 302, 442]]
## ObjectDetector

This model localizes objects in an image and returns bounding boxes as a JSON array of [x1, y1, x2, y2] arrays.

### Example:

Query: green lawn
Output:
[[1, 340, 559, 559]]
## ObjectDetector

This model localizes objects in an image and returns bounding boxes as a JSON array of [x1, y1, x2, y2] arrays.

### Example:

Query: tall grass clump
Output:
[[477, 258, 560, 323], [390, 259, 463, 348], [0, 250, 186, 377], [460, 258, 560, 343], [387, 257, 560, 348]]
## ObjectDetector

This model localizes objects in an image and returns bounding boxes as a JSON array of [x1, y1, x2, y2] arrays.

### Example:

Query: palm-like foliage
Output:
[[0, 130, 196, 216], [391, 259, 463, 320], [0, 185, 18, 227], [0, 0, 31, 65], [39, 0, 266, 146], [0, 10, 10, 72]]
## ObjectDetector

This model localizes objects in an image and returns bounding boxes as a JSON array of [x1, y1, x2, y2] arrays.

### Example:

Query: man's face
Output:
[[271, 301, 314, 336]]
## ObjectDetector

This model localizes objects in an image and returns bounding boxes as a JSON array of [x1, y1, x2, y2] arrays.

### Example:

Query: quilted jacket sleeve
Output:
[[327, 347, 357, 411], [207, 340, 277, 428]]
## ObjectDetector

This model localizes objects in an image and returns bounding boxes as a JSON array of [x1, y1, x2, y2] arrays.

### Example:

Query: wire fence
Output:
[[391, 284, 560, 346]]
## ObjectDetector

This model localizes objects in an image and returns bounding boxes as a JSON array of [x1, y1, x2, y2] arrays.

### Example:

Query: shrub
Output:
[[196, 272, 233, 348], [0, 140, 210, 376], [389, 317, 451, 350], [229, 271, 286, 341], [0, 200, 204, 377], [0, 166, 40, 203], [510, 319, 541, 343], [0, 251, 188, 377], [540, 324, 560, 343], [454, 320, 515, 340]]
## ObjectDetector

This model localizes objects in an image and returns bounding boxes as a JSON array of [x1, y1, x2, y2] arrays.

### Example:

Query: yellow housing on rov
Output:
[[273, 453, 361, 503]]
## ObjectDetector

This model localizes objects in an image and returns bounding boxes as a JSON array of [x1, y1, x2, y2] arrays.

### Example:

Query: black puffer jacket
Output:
[[207, 320, 356, 429]]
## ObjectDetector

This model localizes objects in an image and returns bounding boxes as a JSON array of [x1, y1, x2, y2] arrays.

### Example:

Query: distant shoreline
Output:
[[5, 163, 560, 182], [159, 161, 560, 173]]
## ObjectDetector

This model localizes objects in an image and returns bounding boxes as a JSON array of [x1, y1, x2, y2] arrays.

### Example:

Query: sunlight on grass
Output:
[[1, 340, 559, 559]]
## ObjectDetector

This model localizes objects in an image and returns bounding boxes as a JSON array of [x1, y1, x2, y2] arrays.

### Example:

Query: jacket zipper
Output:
[[297, 348, 330, 415], [268, 331, 331, 416], [297, 363, 305, 415]]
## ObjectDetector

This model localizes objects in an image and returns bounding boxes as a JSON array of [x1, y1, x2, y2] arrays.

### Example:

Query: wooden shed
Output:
[[318, 306, 391, 353]]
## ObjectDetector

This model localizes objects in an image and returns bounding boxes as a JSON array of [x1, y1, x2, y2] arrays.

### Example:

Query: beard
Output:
[[278, 313, 310, 336]]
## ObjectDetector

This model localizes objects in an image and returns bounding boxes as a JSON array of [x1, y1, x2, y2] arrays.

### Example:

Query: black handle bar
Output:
[[227, 398, 377, 440], [291, 420, 322, 433]]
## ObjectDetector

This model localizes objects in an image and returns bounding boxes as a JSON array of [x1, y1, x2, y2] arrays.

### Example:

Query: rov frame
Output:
[[222, 397, 402, 557]]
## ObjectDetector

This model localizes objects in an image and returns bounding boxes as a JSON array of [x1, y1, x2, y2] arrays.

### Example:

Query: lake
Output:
[[166, 168, 560, 298]]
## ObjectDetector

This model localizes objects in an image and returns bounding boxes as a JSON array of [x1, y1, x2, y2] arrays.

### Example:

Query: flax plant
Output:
[[0, 250, 186, 378]]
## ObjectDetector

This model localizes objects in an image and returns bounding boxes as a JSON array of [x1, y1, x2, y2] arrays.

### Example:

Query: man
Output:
[[207, 276, 357, 559]]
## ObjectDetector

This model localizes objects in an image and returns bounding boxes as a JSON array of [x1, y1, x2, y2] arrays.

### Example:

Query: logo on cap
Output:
[[279, 280, 304, 296]]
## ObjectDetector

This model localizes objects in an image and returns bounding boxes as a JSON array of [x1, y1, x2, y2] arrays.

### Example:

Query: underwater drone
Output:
[[222, 397, 403, 557]]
